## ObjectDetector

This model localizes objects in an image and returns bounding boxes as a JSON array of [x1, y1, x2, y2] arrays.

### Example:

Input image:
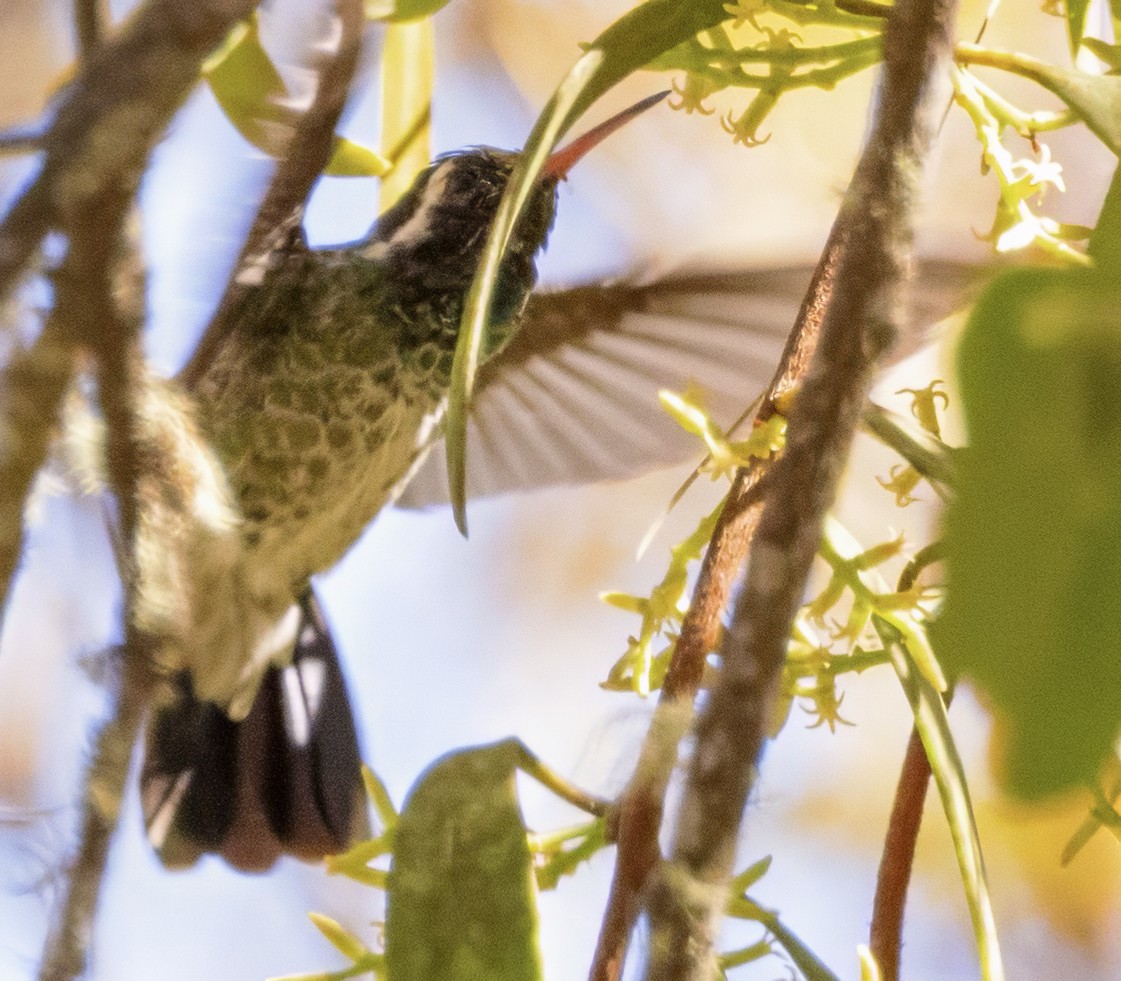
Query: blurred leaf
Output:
[[204, 14, 289, 157], [729, 854, 772, 894], [324, 137, 392, 177], [1066, 0, 1091, 55], [1089, 163, 1121, 271], [1081, 37, 1121, 73], [386, 740, 542, 981], [205, 15, 385, 176], [936, 267, 1121, 797], [365, 0, 453, 22], [379, 19, 434, 210]]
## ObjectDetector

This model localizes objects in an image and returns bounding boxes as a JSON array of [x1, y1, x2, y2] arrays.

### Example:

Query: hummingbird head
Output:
[[363, 149, 559, 332], [360, 91, 668, 355]]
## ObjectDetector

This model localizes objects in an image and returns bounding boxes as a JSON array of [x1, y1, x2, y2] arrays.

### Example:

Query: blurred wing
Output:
[[396, 260, 981, 508]]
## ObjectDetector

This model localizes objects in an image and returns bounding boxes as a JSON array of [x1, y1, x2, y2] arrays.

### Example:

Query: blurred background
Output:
[[1, 0, 1120, 978]]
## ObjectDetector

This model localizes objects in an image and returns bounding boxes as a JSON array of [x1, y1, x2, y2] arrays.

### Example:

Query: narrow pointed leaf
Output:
[[1066, 0, 1091, 54], [378, 19, 434, 211], [446, 0, 732, 532]]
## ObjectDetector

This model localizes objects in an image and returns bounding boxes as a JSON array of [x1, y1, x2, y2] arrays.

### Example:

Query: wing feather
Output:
[[397, 261, 980, 508]]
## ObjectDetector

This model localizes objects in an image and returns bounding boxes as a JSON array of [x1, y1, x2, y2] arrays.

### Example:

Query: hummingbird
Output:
[[129, 90, 975, 871], [137, 91, 695, 870]]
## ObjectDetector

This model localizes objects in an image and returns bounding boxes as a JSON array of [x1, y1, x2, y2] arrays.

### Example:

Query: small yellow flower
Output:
[[669, 73, 719, 115], [897, 380, 948, 436], [877, 463, 922, 506], [723, 0, 768, 30]]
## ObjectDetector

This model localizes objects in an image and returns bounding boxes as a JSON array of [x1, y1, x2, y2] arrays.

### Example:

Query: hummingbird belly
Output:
[[170, 286, 447, 715]]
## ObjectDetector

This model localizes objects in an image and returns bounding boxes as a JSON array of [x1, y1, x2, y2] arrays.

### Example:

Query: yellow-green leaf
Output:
[[365, 0, 453, 23], [324, 137, 392, 177], [386, 740, 542, 981], [308, 913, 369, 962], [379, 18, 434, 210], [204, 14, 289, 157]]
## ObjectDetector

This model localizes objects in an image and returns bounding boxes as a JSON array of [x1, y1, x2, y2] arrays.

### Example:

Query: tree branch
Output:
[[0, 0, 259, 304], [73, 0, 110, 64], [641, 0, 959, 975], [0, 3, 364, 977], [35, 176, 153, 981], [869, 544, 948, 980]]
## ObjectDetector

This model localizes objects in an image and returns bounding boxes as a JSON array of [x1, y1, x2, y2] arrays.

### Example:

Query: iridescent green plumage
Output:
[[177, 149, 558, 709]]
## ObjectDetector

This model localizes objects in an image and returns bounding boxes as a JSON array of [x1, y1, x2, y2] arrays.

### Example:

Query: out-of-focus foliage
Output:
[[936, 174, 1121, 799]]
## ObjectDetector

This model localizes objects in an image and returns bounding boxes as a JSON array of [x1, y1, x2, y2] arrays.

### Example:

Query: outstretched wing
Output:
[[396, 260, 979, 508]]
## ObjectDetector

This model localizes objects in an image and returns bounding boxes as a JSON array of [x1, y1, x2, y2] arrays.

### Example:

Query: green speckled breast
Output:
[[193, 249, 455, 606]]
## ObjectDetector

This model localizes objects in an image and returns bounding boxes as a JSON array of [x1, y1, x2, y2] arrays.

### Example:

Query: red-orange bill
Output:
[[542, 90, 670, 179]]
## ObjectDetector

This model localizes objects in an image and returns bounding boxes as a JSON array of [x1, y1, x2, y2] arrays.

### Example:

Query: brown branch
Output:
[[869, 542, 948, 980], [73, 0, 110, 64], [35, 173, 153, 981], [0, 319, 78, 618], [0, 0, 259, 303], [869, 726, 931, 981], [0, 123, 46, 155], [6, 3, 362, 977], [641, 0, 959, 975], [180, 0, 366, 391], [587, 173, 847, 981]]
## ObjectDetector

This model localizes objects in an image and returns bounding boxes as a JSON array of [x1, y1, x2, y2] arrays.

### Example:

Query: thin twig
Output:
[[869, 726, 932, 981], [0, 0, 260, 304], [0, 321, 78, 620], [868, 543, 948, 981], [641, 0, 959, 975], [0, 123, 46, 155], [37, 2, 365, 971]]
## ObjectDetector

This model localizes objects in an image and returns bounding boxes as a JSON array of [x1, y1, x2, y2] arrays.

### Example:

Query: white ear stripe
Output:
[[361, 161, 453, 262]]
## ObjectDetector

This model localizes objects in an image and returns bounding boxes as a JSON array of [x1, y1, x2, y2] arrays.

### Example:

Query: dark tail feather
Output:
[[140, 590, 370, 871]]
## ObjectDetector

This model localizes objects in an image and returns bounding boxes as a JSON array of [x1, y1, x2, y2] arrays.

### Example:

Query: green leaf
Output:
[[323, 137, 391, 177], [1089, 164, 1121, 271], [386, 740, 542, 981], [1081, 37, 1121, 73], [364, 0, 453, 22], [205, 17, 386, 177], [1066, 0, 1091, 55], [204, 14, 290, 158], [446, 0, 732, 532], [935, 267, 1121, 798]]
